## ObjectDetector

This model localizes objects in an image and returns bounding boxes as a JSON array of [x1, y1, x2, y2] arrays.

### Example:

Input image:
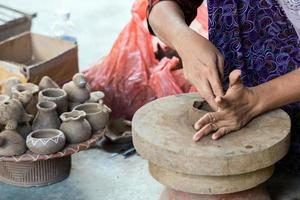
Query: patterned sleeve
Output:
[[147, 0, 203, 35]]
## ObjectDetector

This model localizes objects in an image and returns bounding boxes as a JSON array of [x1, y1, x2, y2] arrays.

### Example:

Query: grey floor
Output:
[[0, 1, 300, 200]]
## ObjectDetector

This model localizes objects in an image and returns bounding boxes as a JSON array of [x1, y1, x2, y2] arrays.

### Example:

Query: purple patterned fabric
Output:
[[207, 0, 300, 116]]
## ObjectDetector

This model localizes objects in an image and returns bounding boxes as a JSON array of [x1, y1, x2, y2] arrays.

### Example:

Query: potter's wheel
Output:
[[132, 93, 291, 196]]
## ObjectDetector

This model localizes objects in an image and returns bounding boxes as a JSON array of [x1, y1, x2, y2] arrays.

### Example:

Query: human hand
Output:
[[193, 70, 261, 141], [174, 28, 224, 110]]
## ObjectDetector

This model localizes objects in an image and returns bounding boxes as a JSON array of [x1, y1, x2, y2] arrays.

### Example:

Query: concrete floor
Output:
[[0, 1, 300, 200]]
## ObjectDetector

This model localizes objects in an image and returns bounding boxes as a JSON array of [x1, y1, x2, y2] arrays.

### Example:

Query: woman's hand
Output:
[[193, 70, 261, 141], [174, 28, 225, 110]]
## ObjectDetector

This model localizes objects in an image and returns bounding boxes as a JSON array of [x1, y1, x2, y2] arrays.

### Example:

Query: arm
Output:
[[148, 1, 225, 110]]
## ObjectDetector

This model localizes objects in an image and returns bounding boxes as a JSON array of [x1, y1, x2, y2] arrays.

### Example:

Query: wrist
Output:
[[172, 27, 195, 53], [249, 86, 267, 117]]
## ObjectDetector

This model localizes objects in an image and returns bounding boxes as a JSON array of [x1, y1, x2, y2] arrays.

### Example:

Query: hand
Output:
[[174, 28, 224, 110], [193, 70, 260, 141]]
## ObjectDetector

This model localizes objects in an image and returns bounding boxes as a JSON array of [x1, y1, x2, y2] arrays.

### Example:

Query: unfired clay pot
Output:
[[17, 123, 32, 139], [60, 110, 92, 143], [26, 129, 66, 155], [11, 83, 40, 115], [62, 73, 90, 109], [87, 91, 105, 103], [39, 76, 60, 90], [32, 101, 61, 131], [73, 102, 111, 132], [0, 129, 26, 156], [38, 88, 68, 114], [0, 98, 33, 130], [1, 77, 21, 96]]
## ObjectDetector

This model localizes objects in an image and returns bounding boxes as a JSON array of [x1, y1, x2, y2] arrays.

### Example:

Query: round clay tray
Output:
[[0, 129, 105, 187], [0, 129, 105, 162]]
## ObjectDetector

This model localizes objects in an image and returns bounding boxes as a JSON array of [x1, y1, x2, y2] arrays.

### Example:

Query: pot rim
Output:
[[60, 110, 86, 121], [12, 83, 39, 94], [0, 94, 10, 102], [73, 103, 104, 115], [27, 129, 65, 141], [37, 101, 57, 111], [39, 88, 67, 100]]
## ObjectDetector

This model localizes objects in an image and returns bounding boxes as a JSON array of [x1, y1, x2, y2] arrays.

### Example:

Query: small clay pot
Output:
[[60, 110, 92, 143], [32, 101, 61, 131], [62, 73, 91, 107], [38, 88, 68, 114], [87, 91, 105, 103], [73, 103, 111, 132], [0, 129, 26, 156], [1, 77, 21, 96], [11, 83, 39, 116], [26, 129, 66, 155], [0, 98, 33, 130], [39, 76, 60, 90]]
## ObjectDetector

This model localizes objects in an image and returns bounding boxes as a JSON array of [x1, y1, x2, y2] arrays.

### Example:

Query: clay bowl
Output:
[[26, 129, 66, 155], [38, 88, 68, 114], [73, 103, 109, 132], [12, 83, 39, 95], [105, 119, 132, 144]]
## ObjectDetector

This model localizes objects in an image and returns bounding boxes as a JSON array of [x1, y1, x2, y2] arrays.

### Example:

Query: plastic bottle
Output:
[[52, 10, 77, 44]]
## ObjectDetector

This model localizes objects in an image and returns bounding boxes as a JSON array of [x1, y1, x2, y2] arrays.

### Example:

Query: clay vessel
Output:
[[1, 77, 21, 96], [17, 122, 32, 139], [11, 83, 39, 115], [32, 101, 61, 131], [60, 110, 92, 143], [0, 98, 33, 130], [38, 88, 68, 114], [63, 73, 90, 109], [73, 102, 111, 132], [0, 129, 26, 156], [39, 76, 60, 90], [87, 91, 105, 103], [26, 129, 66, 155]]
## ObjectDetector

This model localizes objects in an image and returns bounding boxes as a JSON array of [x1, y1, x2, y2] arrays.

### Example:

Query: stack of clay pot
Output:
[[0, 73, 111, 156]]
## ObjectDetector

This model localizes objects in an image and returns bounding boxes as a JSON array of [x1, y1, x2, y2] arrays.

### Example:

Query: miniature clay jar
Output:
[[1, 77, 21, 96], [0, 98, 33, 130], [87, 91, 105, 103], [38, 88, 68, 114], [26, 129, 66, 155], [73, 102, 111, 132], [38, 76, 60, 90], [0, 129, 26, 156], [62, 73, 91, 109], [32, 101, 61, 131], [60, 110, 92, 143], [11, 83, 40, 115]]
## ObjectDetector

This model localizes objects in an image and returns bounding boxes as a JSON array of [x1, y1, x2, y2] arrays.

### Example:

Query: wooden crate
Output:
[[0, 4, 35, 42]]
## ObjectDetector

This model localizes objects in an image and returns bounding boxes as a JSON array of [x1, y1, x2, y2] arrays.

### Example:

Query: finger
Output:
[[196, 80, 217, 110], [212, 127, 229, 140], [193, 123, 218, 141], [209, 72, 224, 97], [194, 112, 218, 130], [229, 69, 242, 87], [215, 96, 229, 110], [217, 56, 225, 80]]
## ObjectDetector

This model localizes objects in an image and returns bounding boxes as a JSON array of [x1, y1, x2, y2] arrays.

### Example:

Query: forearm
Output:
[[254, 68, 300, 114], [148, 1, 190, 49]]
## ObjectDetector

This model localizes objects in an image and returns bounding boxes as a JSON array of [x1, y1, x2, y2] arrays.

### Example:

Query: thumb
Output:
[[229, 70, 242, 87]]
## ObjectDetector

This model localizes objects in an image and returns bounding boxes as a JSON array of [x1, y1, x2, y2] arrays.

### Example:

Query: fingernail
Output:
[[212, 134, 218, 140], [194, 124, 199, 130], [193, 134, 199, 141]]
